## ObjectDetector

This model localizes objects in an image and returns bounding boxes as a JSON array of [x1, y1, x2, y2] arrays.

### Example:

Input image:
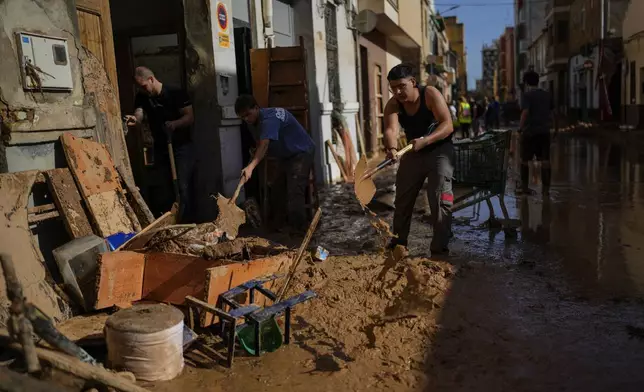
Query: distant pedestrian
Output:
[[457, 96, 472, 139], [518, 70, 557, 196]]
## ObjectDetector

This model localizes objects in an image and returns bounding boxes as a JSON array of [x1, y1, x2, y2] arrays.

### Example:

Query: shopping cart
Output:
[[452, 130, 517, 231]]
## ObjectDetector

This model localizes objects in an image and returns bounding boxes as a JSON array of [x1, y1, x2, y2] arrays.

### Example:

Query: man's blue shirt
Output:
[[259, 108, 315, 158]]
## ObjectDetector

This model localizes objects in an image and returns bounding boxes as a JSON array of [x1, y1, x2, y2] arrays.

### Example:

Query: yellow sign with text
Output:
[[218, 32, 230, 48]]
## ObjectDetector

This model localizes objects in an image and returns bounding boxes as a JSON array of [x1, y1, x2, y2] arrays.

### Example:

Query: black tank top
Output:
[[397, 86, 452, 146]]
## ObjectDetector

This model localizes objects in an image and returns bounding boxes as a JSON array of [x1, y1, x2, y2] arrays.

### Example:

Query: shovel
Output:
[[353, 122, 438, 207], [213, 178, 247, 238], [354, 145, 413, 207]]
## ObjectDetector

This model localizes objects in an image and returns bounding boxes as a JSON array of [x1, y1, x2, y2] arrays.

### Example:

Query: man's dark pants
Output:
[[392, 142, 454, 252], [150, 143, 195, 222], [270, 150, 314, 231], [520, 132, 551, 191]]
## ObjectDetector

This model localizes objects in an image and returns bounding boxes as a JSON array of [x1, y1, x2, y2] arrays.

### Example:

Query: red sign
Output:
[[217, 2, 228, 31]]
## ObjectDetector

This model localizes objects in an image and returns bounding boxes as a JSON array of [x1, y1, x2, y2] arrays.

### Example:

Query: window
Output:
[[387, 0, 398, 10], [52, 44, 67, 66], [557, 20, 568, 43], [324, 4, 341, 107]]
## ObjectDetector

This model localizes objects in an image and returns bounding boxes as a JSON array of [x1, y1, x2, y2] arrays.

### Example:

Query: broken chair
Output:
[[185, 274, 316, 367]]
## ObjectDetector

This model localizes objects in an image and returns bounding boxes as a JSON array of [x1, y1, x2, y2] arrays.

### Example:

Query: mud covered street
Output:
[[152, 133, 644, 391]]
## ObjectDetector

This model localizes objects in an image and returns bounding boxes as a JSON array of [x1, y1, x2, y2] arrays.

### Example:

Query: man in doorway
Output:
[[518, 70, 557, 196], [124, 66, 195, 221], [383, 63, 455, 256], [235, 94, 315, 234]]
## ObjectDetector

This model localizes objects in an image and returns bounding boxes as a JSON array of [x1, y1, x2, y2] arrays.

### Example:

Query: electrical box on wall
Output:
[[17, 32, 74, 91]]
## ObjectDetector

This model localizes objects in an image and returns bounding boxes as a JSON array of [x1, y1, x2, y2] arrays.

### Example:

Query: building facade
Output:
[[481, 43, 499, 98], [567, 0, 628, 122], [515, 0, 547, 97], [445, 16, 467, 96], [356, 0, 424, 153], [622, 0, 644, 128], [498, 27, 516, 101]]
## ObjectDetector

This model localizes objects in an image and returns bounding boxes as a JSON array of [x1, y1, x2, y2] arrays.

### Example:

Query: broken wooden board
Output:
[[60, 133, 121, 198], [202, 252, 294, 326], [86, 190, 138, 237], [0, 171, 71, 326], [61, 132, 140, 237], [45, 168, 93, 239], [94, 251, 145, 309]]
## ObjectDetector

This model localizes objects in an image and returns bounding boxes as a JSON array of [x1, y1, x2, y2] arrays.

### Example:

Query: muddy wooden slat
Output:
[[60, 133, 120, 197], [94, 251, 145, 309], [28, 210, 60, 224], [86, 190, 138, 237], [27, 203, 56, 214], [117, 166, 154, 227], [45, 169, 93, 239]]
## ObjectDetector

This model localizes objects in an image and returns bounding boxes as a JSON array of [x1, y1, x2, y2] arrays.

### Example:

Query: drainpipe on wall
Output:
[[262, 0, 274, 48], [354, 29, 365, 157]]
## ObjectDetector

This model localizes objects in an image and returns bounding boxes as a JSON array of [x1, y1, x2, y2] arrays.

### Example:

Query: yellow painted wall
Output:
[[398, 0, 423, 47]]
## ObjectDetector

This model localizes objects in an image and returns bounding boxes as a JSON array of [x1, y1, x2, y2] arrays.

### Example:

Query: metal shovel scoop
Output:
[[354, 144, 413, 207], [213, 179, 247, 238]]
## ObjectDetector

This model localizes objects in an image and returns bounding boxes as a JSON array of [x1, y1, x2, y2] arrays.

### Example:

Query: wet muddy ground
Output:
[[152, 132, 644, 391]]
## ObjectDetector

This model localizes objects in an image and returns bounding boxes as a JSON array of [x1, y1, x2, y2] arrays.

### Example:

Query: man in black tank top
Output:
[[383, 63, 456, 256]]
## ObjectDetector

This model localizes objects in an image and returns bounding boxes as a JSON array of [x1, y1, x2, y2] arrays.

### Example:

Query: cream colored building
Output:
[[623, 0, 644, 128]]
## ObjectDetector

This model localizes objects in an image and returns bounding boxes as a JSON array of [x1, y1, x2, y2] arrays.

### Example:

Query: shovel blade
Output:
[[354, 156, 377, 207], [214, 194, 246, 238]]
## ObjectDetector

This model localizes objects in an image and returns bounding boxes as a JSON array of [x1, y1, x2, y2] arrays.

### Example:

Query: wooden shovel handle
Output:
[[360, 143, 414, 181], [230, 179, 244, 204]]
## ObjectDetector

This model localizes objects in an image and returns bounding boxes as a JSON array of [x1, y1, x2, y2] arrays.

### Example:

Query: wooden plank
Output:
[[60, 133, 120, 198], [98, 0, 119, 95], [45, 168, 93, 239], [75, 0, 101, 13], [86, 190, 137, 237], [142, 253, 225, 304], [94, 251, 145, 309], [250, 49, 269, 108], [201, 253, 293, 326], [0, 171, 70, 325], [77, 10, 104, 65], [28, 210, 60, 224]]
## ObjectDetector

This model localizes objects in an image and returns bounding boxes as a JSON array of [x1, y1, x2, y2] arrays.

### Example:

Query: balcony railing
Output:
[[387, 0, 398, 9]]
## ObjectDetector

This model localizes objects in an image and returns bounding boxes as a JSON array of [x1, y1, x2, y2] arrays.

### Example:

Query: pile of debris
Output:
[[0, 132, 319, 390]]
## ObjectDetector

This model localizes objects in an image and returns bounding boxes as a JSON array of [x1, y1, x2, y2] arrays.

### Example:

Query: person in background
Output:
[[457, 96, 472, 139], [518, 70, 557, 196], [491, 96, 501, 129], [449, 100, 458, 124], [125, 66, 195, 222], [382, 63, 455, 256], [234, 94, 315, 234]]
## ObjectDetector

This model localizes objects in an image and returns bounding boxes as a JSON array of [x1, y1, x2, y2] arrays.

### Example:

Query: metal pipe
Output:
[[262, 0, 274, 47], [354, 29, 364, 157]]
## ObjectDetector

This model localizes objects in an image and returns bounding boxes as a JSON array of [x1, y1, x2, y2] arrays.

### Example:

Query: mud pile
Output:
[[286, 254, 456, 388], [145, 222, 286, 260]]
